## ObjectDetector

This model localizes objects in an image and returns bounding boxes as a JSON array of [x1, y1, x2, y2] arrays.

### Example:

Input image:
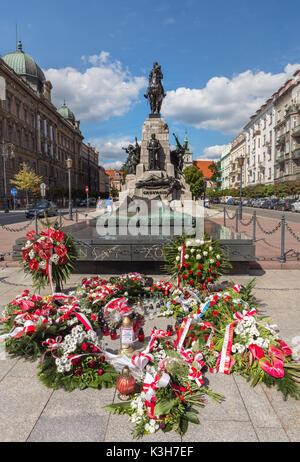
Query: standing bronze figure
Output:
[[147, 133, 161, 170], [144, 62, 166, 115]]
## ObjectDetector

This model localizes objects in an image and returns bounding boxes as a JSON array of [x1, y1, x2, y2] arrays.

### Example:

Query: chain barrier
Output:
[[239, 215, 254, 227], [0, 216, 35, 233], [225, 209, 237, 220], [285, 222, 300, 243], [256, 217, 282, 235]]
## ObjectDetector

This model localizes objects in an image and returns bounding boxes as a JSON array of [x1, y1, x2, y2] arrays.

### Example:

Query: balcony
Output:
[[276, 155, 285, 164], [276, 134, 285, 146], [285, 104, 300, 116], [292, 125, 300, 137], [292, 148, 300, 160]]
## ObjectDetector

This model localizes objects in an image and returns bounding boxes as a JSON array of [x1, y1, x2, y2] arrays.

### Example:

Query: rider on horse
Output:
[[144, 62, 166, 114]]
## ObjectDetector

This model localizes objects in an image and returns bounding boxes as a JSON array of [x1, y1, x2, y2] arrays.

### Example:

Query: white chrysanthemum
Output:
[[50, 254, 60, 264], [209, 259, 214, 264], [178, 247, 182, 251], [209, 246, 213, 251], [190, 248, 195, 254], [203, 251, 208, 256], [29, 250, 35, 259], [185, 254, 189, 260], [216, 254, 221, 260], [196, 254, 201, 260], [176, 256, 180, 261], [186, 240, 191, 247]]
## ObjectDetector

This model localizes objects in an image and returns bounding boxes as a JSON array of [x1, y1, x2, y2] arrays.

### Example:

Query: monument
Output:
[[120, 62, 192, 202]]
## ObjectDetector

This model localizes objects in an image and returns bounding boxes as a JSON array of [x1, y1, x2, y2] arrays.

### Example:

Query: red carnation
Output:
[[184, 263, 190, 268], [182, 274, 187, 279], [71, 357, 81, 366], [188, 270, 193, 275], [177, 265, 181, 269], [26, 230, 36, 241], [81, 343, 89, 351], [98, 369, 104, 375], [38, 248, 51, 260], [89, 360, 97, 368], [28, 259, 39, 271], [207, 277, 213, 282], [208, 268, 212, 273], [212, 310, 219, 317], [54, 243, 67, 257], [197, 265, 203, 269], [196, 271, 201, 276], [217, 261, 221, 267], [74, 368, 82, 376], [210, 301, 215, 306]]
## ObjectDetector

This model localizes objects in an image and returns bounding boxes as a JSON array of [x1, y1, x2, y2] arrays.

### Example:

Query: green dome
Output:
[[2, 41, 45, 92], [57, 101, 75, 124]]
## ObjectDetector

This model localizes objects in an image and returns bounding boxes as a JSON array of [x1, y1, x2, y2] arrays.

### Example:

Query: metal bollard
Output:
[[223, 206, 226, 227], [235, 210, 239, 233], [280, 215, 286, 263], [59, 210, 62, 228], [34, 210, 38, 233], [75, 209, 78, 223], [253, 210, 256, 242]]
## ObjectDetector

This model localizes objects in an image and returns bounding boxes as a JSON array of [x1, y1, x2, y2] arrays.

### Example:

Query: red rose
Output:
[[28, 259, 39, 271], [197, 265, 203, 269], [98, 369, 104, 375], [22, 251, 30, 262], [38, 248, 51, 260], [217, 261, 220, 267], [177, 265, 181, 269], [54, 243, 67, 257], [81, 343, 89, 351], [182, 274, 187, 279], [91, 314, 97, 321], [184, 263, 190, 268], [208, 268, 212, 273], [26, 230, 36, 241], [210, 301, 215, 306], [188, 270, 193, 275], [41, 238, 53, 250], [207, 277, 213, 282], [74, 368, 82, 376], [212, 310, 219, 316], [71, 357, 81, 366], [58, 255, 68, 265], [196, 271, 201, 276], [89, 360, 97, 368]]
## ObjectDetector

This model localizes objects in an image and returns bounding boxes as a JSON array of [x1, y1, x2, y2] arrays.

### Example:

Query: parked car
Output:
[[260, 199, 272, 209], [226, 198, 233, 205], [266, 198, 279, 209], [79, 198, 97, 207], [252, 198, 264, 208], [273, 199, 295, 211], [25, 201, 58, 218], [242, 198, 251, 206], [291, 200, 300, 212]]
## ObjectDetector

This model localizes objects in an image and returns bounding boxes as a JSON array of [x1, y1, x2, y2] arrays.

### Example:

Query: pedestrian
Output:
[[106, 196, 113, 213], [96, 196, 102, 209]]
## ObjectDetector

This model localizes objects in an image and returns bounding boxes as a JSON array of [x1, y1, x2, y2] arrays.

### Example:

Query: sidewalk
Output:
[[0, 267, 299, 442], [206, 208, 300, 269]]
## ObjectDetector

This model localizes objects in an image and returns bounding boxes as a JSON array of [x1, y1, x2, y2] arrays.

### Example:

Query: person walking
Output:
[[106, 196, 113, 213]]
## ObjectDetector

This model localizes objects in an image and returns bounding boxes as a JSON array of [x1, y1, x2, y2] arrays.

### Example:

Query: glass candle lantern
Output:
[[119, 315, 134, 354]]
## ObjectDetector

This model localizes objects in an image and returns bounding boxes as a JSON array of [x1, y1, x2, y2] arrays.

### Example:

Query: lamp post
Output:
[[66, 157, 73, 220], [237, 155, 245, 220], [1, 141, 15, 213]]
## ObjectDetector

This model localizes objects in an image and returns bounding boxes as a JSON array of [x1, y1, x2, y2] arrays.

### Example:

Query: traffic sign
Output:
[[40, 183, 46, 198], [10, 188, 17, 196]]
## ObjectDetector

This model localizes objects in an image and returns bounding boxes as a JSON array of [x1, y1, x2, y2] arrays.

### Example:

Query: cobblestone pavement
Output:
[[0, 267, 299, 442]]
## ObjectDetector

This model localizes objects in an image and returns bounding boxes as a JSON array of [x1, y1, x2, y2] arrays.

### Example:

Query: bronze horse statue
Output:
[[144, 62, 166, 115]]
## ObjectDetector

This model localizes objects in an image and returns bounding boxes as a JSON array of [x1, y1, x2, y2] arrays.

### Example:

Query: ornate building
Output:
[[229, 132, 246, 189], [0, 41, 102, 205]]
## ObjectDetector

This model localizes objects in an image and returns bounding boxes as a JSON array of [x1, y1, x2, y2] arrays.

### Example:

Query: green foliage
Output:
[[183, 165, 205, 199]]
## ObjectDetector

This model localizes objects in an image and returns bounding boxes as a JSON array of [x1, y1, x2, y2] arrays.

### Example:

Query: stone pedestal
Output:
[[121, 115, 192, 201]]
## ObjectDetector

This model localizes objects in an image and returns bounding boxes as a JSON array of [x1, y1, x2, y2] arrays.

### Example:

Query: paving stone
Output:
[[255, 427, 290, 442], [198, 373, 250, 422], [233, 375, 283, 428], [0, 376, 52, 442], [261, 384, 300, 429], [285, 429, 300, 442], [104, 413, 182, 442], [7, 358, 40, 378], [43, 387, 115, 417], [181, 420, 258, 442], [27, 414, 109, 442], [0, 357, 19, 381]]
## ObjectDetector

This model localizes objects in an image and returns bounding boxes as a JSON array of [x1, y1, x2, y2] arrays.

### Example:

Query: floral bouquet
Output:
[[21, 227, 77, 292], [163, 234, 231, 291]]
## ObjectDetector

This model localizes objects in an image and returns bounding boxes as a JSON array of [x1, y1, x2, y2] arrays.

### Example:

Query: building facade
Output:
[[273, 71, 300, 183], [220, 144, 231, 190], [0, 41, 102, 206], [105, 169, 123, 192], [99, 165, 110, 195], [229, 132, 246, 189]]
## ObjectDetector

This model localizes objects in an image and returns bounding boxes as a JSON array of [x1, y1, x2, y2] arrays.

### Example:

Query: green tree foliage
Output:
[[10, 162, 43, 205], [183, 165, 205, 199]]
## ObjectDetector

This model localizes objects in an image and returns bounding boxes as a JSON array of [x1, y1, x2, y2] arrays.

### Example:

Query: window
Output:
[[268, 168, 271, 179], [24, 108, 27, 123], [7, 95, 11, 112], [16, 101, 20, 118], [293, 116, 297, 128]]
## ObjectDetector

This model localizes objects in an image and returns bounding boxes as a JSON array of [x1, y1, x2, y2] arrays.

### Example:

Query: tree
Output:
[[208, 160, 221, 188], [10, 163, 43, 206], [110, 185, 119, 199], [183, 165, 205, 199]]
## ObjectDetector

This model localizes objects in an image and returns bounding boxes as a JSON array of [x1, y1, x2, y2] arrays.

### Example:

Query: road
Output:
[[215, 204, 300, 224], [0, 208, 96, 226]]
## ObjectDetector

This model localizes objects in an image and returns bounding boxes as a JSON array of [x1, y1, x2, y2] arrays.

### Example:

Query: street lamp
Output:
[[1, 141, 15, 213], [237, 155, 245, 220], [66, 157, 73, 220]]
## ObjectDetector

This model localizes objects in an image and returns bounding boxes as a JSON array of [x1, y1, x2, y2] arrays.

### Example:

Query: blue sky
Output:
[[1, 0, 300, 168]]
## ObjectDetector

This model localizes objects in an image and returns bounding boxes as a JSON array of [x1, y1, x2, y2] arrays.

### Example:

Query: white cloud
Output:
[[199, 144, 229, 161], [162, 64, 300, 135], [88, 137, 139, 169], [44, 53, 147, 122]]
